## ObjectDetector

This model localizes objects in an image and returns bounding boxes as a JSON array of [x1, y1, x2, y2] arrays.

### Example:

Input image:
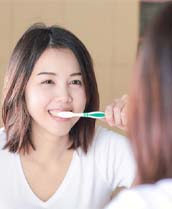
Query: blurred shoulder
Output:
[[93, 125, 131, 151], [0, 127, 7, 150], [134, 179, 172, 201], [106, 179, 172, 209]]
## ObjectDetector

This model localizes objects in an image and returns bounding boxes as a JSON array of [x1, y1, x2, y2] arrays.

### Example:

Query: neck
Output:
[[21, 124, 72, 164]]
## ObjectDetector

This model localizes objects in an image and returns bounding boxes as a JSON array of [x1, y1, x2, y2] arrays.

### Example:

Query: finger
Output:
[[105, 104, 115, 126], [113, 103, 122, 127], [113, 95, 128, 128], [121, 94, 128, 101], [121, 108, 127, 127], [120, 95, 128, 126], [114, 95, 128, 112]]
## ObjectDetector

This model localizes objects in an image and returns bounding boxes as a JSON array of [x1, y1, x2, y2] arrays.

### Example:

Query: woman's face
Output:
[[25, 48, 86, 138]]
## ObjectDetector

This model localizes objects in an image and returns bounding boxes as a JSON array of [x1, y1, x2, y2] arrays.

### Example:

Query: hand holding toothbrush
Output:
[[104, 95, 128, 131], [56, 95, 128, 131]]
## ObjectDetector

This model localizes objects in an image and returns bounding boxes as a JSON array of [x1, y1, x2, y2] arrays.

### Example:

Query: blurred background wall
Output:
[[0, 0, 139, 132]]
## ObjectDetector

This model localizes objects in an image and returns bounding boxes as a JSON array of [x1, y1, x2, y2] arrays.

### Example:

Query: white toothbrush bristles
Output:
[[56, 111, 74, 118]]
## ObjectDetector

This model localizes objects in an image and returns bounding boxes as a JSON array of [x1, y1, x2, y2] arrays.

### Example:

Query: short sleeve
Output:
[[94, 126, 136, 190], [106, 180, 172, 209]]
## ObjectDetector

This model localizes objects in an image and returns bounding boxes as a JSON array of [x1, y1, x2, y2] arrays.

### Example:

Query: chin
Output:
[[46, 126, 71, 138]]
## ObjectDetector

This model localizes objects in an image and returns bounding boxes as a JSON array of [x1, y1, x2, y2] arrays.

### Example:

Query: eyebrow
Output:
[[37, 72, 56, 76], [37, 72, 82, 76], [70, 72, 82, 77]]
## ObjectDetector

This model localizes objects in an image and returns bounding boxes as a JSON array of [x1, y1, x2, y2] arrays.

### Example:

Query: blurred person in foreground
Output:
[[105, 3, 172, 209]]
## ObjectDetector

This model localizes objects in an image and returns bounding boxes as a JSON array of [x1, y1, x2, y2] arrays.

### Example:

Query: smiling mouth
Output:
[[48, 109, 72, 120]]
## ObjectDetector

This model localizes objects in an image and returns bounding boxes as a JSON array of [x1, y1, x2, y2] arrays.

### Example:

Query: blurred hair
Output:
[[128, 3, 172, 184], [2, 23, 99, 154]]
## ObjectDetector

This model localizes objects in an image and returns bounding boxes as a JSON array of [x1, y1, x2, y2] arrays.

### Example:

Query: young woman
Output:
[[105, 4, 172, 209], [0, 24, 135, 209]]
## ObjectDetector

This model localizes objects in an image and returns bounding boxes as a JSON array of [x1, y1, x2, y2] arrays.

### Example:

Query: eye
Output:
[[70, 80, 82, 86], [41, 79, 55, 85]]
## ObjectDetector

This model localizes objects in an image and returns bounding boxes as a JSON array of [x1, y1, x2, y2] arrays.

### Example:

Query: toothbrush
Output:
[[55, 111, 105, 119]]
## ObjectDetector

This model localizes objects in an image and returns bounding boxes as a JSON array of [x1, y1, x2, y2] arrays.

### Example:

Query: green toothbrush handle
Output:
[[83, 111, 105, 119]]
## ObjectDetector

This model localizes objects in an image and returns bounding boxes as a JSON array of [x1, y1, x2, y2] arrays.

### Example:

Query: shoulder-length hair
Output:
[[2, 23, 99, 154], [128, 4, 172, 184]]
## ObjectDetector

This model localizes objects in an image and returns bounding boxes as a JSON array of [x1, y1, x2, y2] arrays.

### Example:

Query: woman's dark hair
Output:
[[2, 23, 99, 154], [128, 3, 172, 184]]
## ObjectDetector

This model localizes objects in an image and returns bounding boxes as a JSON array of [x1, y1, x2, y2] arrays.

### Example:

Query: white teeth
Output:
[[49, 111, 60, 117]]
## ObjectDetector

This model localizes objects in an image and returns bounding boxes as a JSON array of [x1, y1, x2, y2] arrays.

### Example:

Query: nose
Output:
[[54, 85, 73, 104]]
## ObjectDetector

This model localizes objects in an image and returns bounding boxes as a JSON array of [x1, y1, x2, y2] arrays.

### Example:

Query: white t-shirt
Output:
[[105, 179, 172, 209], [0, 126, 135, 209]]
